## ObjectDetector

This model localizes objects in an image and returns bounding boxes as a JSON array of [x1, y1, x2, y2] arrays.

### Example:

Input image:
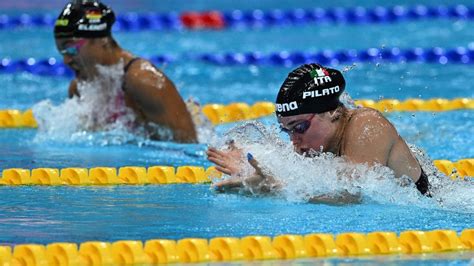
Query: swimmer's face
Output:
[[278, 113, 337, 154], [55, 37, 104, 80]]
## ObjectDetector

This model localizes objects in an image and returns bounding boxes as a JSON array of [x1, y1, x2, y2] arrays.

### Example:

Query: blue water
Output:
[[1, 1, 474, 265], [0, 185, 473, 244], [1, 110, 472, 171], [2, 0, 474, 14], [2, 63, 474, 110]]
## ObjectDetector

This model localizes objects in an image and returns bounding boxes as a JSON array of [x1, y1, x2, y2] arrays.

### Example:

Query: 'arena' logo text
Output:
[[276, 101, 298, 112]]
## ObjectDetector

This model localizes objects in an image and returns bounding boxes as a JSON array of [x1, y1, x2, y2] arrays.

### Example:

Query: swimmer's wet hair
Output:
[[275, 63, 346, 117]]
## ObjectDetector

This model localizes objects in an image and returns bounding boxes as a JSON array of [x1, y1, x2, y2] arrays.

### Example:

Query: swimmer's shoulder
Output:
[[123, 57, 174, 90], [345, 107, 398, 139], [349, 107, 391, 124], [124, 57, 166, 78]]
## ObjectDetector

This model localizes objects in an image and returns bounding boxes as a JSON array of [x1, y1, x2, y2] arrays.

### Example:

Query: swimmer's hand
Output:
[[243, 153, 282, 194], [206, 144, 244, 176], [206, 146, 280, 193]]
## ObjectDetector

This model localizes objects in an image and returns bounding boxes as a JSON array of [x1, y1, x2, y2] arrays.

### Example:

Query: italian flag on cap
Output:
[[310, 68, 330, 78]]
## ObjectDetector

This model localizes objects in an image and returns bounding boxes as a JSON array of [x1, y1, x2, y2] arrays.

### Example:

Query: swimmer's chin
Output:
[[295, 147, 309, 155], [69, 67, 81, 78], [75, 71, 89, 81], [68, 66, 84, 79]]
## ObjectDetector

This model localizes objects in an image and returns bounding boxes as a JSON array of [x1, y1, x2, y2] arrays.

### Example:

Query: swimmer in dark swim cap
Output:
[[207, 63, 431, 203], [54, 0, 197, 143]]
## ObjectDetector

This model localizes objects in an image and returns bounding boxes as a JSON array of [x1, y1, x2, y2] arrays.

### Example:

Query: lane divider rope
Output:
[[1, 4, 473, 31], [2, 45, 474, 76], [0, 159, 472, 186], [0, 98, 473, 129], [1, 228, 474, 264]]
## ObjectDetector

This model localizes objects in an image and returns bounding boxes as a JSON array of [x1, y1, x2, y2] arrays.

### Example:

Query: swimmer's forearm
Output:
[[244, 174, 282, 194], [309, 191, 361, 205]]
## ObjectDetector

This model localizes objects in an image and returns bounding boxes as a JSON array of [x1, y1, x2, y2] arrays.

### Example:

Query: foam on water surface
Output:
[[214, 119, 474, 213], [31, 61, 140, 144], [30, 61, 215, 146]]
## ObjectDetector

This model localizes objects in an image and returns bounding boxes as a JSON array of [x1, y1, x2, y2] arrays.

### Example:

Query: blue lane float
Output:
[[195, 46, 474, 66], [1, 46, 473, 76], [0, 56, 176, 77], [1, 4, 474, 31]]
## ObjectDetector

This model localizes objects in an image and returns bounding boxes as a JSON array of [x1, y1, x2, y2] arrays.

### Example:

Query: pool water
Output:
[[1, 0, 474, 265], [0, 184, 473, 244]]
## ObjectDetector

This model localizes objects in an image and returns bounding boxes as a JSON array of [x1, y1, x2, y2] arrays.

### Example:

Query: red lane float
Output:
[[180, 11, 225, 29]]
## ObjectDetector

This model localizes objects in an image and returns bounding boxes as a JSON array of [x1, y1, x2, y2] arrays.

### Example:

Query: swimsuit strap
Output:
[[122, 57, 142, 92], [124, 57, 142, 73], [415, 168, 432, 197]]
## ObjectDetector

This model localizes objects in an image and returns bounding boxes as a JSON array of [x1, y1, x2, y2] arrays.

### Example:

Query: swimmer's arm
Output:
[[124, 60, 197, 143], [68, 79, 79, 98], [309, 191, 361, 205], [213, 173, 281, 194]]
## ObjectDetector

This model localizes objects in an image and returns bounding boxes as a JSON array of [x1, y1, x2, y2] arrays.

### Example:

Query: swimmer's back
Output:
[[341, 107, 422, 182]]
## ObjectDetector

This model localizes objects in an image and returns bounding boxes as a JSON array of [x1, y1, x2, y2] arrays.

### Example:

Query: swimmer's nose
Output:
[[290, 134, 301, 143], [291, 136, 301, 147]]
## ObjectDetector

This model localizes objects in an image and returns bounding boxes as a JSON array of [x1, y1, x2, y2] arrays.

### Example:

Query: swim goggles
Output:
[[59, 39, 87, 56], [280, 114, 316, 135]]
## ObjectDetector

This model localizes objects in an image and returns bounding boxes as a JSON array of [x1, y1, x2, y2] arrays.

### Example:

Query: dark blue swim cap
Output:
[[275, 63, 346, 117], [54, 0, 115, 39]]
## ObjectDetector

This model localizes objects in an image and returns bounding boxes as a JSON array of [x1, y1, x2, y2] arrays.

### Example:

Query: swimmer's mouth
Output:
[[69, 65, 81, 77], [73, 69, 80, 75]]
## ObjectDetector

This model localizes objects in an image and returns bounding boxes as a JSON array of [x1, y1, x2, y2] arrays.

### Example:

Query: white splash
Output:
[[409, 144, 474, 213], [342, 63, 357, 73], [214, 121, 474, 213], [32, 62, 141, 145], [339, 91, 358, 109], [185, 98, 216, 144]]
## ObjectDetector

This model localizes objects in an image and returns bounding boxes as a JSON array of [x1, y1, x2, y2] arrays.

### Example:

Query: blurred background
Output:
[[0, 0, 473, 166]]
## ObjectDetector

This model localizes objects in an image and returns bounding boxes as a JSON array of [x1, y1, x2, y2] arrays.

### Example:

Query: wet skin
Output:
[[279, 108, 422, 182], [55, 37, 197, 143], [207, 107, 422, 202]]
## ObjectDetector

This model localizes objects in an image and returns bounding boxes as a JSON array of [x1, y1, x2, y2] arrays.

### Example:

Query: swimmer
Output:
[[54, 0, 197, 143], [207, 63, 431, 204]]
